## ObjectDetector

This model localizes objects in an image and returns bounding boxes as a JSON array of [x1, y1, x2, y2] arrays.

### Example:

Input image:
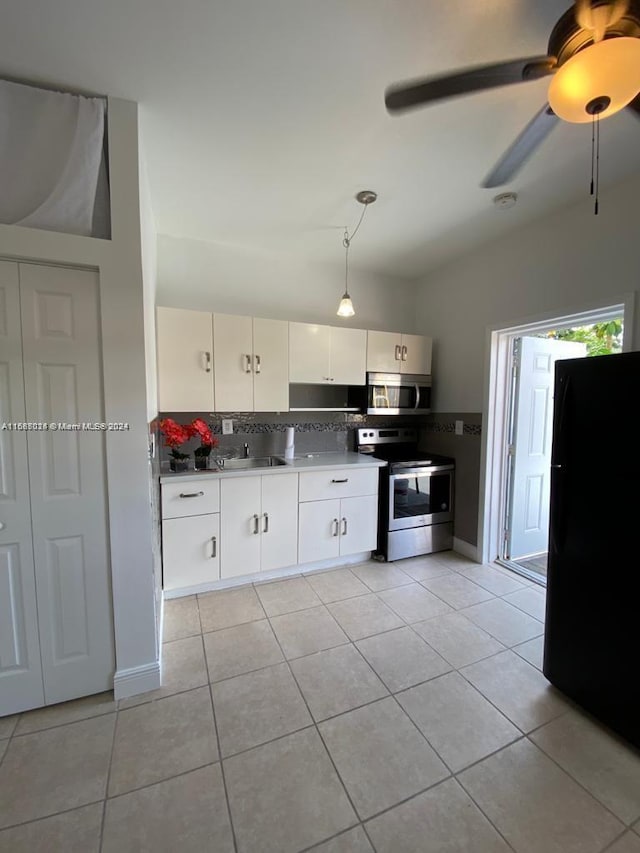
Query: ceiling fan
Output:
[[385, 0, 640, 188]]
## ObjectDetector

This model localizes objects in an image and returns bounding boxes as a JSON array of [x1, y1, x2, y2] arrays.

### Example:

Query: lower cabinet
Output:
[[220, 473, 298, 578], [163, 513, 220, 592], [298, 494, 378, 564]]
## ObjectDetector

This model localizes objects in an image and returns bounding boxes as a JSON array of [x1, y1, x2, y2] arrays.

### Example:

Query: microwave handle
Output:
[[414, 384, 421, 409]]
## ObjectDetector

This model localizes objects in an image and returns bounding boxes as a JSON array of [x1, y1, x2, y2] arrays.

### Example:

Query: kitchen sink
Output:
[[217, 456, 288, 470]]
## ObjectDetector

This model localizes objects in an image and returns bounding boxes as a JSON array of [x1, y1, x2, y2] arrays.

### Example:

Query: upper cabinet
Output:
[[157, 307, 215, 411], [366, 330, 432, 375], [289, 322, 367, 385], [214, 314, 289, 412]]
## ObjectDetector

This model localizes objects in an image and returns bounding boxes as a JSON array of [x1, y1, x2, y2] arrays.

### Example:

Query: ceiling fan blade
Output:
[[482, 104, 560, 188], [627, 92, 640, 117], [385, 56, 556, 113]]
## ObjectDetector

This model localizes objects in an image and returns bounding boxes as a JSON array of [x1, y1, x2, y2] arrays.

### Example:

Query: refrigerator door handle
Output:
[[550, 375, 571, 556]]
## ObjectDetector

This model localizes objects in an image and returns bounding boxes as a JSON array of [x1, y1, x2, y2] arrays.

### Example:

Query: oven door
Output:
[[366, 373, 431, 415], [388, 466, 454, 531]]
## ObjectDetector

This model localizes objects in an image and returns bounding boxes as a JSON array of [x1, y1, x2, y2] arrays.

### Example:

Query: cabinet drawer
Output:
[[298, 468, 378, 502], [162, 478, 220, 519]]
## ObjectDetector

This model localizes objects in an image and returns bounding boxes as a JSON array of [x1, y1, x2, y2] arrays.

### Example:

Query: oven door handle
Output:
[[414, 383, 421, 410]]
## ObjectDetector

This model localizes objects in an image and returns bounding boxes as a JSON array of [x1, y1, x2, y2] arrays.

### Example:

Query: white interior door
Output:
[[253, 318, 289, 412], [20, 263, 114, 705], [261, 473, 298, 572], [156, 307, 214, 411], [0, 262, 45, 715], [213, 313, 254, 411], [507, 335, 586, 560]]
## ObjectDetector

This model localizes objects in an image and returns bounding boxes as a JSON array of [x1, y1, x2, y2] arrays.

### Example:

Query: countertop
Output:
[[159, 451, 387, 483]]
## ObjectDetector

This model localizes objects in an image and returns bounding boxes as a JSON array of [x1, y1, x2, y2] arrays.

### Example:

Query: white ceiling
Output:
[[3, 0, 640, 279]]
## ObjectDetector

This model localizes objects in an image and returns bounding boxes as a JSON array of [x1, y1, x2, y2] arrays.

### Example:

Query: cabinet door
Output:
[[366, 330, 402, 373], [401, 334, 432, 375], [261, 474, 298, 572], [330, 327, 367, 385], [20, 264, 114, 705], [339, 495, 378, 555], [0, 262, 45, 715], [163, 513, 220, 592], [289, 322, 331, 383], [253, 318, 289, 412], [298, 499, 340, 564], [157, 307, 214, 411], [213, 313, 254, 411], [220, 476, 262, 578]]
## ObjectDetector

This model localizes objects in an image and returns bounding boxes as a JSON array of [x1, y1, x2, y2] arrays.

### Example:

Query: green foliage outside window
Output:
[[543, 319, 623, 356]]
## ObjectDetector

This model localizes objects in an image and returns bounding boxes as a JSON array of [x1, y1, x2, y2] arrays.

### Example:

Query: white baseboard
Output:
[[113, 660, 161, 700], [453, 537, 480, 562], [163, 552, 372, 599]]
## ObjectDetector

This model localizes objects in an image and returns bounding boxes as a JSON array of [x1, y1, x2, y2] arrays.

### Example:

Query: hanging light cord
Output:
[[590, 112, 601, 215], [342, 201, 370, 293]]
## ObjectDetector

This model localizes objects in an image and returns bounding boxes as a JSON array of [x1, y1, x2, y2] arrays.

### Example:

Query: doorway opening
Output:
[[481, 302, 629, 586]]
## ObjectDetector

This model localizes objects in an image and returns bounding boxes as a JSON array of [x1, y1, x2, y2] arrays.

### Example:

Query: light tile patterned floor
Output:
[[1, 551, 639, 852]]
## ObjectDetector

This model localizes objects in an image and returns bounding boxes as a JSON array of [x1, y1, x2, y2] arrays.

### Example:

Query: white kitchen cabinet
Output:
[[289, 322, 367, 385], [367, 330, 432, 375], [162, 478, 220, 519], [220, 473, 298, 578], [157, 307, 215, 411], [163, 513, 220, 592], [298, 494, 378, 564], [214, 314, 289, 412]]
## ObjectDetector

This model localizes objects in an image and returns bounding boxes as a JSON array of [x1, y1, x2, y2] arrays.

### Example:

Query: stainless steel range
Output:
[[356, 428, 455, 561]]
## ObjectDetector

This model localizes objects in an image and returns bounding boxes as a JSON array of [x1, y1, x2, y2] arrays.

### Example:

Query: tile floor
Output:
[[1, 551, 640, 852]]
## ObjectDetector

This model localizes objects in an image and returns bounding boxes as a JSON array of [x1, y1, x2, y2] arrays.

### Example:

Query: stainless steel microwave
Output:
[[365, 372, 432, 415]]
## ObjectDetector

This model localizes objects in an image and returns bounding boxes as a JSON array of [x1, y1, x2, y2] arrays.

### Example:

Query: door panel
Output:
[[220, 476, 262, 578], [163, 513, 220, 592], [339, 495, 378, 555], [157, 307, 214, 411], [329, 327, 367, 385], [508, 336, 586, 560], [298, 499, 340, 564], [401, 334, 432, 374], [366, 330, 401, 373], [213, 313, 254, 411], [0, 261, 45, 714], [261, 473, 298, 572], [20, 263, 114, 705], [253, 318, 289, 412], [289, 322, 331, 383]]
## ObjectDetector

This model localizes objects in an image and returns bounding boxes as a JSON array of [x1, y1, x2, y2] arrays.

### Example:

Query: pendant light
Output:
[[337, 190, 377, 318]]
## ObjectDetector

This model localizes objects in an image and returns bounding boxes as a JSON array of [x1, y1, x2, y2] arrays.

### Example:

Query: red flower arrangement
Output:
[[159, 418, 192, 469], [190, 418, 218, 469]]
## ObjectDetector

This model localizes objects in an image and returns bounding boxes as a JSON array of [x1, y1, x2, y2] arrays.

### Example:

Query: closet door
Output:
[[0, 262, 45, 715], [19, 263, 114, 705]]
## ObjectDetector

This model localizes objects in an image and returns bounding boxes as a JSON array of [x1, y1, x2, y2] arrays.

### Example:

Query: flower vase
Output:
[[194, 455, 210, 471], [169, 458, 189, 473]]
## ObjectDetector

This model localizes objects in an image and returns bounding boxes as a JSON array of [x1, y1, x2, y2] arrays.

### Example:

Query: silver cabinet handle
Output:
[[179, 491, 205, 498], [341, 517, 347, 536], [252, 514, 260, 534], [401, 345, 408, 361], [263, 512, 269, 533], [254, 354, 261, 374], [332, 518, 339, 537], [395, 344, 401, 361], [331, 478, 349, 484], [211, 536, 217, 558], [204, 351, 211, 373], [322, 376, 335, 382], [244, 354, 252, 373]]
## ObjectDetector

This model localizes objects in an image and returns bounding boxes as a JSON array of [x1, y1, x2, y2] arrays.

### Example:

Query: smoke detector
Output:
[[493, 192, 518, 210]]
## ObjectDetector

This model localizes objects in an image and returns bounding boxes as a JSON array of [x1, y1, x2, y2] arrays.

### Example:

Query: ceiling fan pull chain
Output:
[[590, 114, 595, 197], [594, 113, 600, 216]]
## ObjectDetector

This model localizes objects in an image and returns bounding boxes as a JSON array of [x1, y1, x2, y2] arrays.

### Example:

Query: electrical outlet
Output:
[[222, 419, 233, 435], [455, 420, 464, 436]]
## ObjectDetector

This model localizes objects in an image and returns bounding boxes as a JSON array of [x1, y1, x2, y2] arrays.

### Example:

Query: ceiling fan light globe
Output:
[[548, 37, 640, 123], [337, 294, 355, 317]]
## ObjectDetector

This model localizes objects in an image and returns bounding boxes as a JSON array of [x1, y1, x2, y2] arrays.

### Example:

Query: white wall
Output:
[[0, 98, 159, 698], [157, 233, 417, 332], [415, 173, 640, 413], [139, 145, 158, 421]]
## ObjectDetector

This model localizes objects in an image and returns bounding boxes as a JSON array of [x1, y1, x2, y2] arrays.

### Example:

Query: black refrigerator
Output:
[[543, 350, 640, 748]]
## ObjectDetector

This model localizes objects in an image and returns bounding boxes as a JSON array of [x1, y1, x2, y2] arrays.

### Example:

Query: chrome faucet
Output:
[[243, 442, 250, 458]]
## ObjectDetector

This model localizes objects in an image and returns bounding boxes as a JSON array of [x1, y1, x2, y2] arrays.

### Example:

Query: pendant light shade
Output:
[[336, 190, 377, 319], [337, 293, 355, 317], [548, 38, 640, 123]]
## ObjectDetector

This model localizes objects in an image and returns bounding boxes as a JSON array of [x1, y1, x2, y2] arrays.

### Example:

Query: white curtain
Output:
[[0, 79, 107, 237]]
